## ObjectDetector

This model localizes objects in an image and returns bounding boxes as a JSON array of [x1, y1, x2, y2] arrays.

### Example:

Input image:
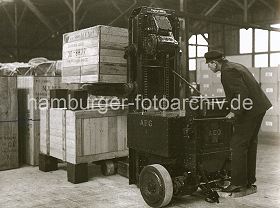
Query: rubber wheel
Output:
[[139, 164, 173, 208], [101, 160, 116, 176]]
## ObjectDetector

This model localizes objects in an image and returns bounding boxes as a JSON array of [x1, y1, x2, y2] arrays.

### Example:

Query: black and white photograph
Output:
[[0, 0, 280, 207]]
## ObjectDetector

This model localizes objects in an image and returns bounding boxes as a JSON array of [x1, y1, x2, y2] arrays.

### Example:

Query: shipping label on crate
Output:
[[63, 39, 99, 52], [63, 47, 99, 59], [63, 27, 99, 44], [260, 67, 278, 83], [63, 55, 99, 67]]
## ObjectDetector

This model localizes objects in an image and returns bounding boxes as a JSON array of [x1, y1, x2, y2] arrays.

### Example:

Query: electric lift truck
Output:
[[125, 7, 233, 207]]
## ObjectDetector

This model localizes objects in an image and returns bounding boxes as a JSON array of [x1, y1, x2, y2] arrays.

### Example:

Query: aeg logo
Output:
[[139, 119, 153, 127], [209, 129, 222, 136], [150, 9, 167, 14]]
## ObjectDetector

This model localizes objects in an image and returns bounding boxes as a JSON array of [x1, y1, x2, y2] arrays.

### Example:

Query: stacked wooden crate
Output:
[[40, 107, 128, 183], [0, 76, 18, 170], [41, 108, 128, 164], [260, 67, 280, 133], [196, 58, 225, 97], [62, 25, 128, 84], [17, 76, 81, 166], [197, 55, 253, 97]]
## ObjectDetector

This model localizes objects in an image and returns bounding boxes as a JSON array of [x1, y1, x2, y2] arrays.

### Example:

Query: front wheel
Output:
[[139, 164, 173, 208]]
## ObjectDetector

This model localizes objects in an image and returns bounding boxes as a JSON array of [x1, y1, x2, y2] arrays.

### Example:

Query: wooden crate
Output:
[[0, 77, 17, 122], [17, 76, 62, 120], [40, 108, 50, 155], [46, 108, 128, 164], [0, 121, 18, 170], [19, 120, 40, 166], [62, 25, 128, 84]]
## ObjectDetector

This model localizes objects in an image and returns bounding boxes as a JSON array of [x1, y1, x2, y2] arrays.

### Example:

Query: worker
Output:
[[204, 50, 272, 193]]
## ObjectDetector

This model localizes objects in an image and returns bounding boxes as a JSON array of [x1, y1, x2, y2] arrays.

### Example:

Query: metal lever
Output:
[[193, 117, 228, 121], [172, 70, 203, 96]]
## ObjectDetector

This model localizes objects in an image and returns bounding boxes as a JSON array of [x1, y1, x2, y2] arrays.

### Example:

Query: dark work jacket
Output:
[[221, 60, 272, 121]]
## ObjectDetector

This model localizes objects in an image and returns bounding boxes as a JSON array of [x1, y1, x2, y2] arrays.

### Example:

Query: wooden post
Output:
[[244, 0, 248, 23], [179, 0, 189, 99], [73, 0, 76, 31]]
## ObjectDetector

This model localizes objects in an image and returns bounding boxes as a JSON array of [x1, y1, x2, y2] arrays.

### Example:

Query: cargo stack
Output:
[[197, 55, 253, 97], [196, 58, 224, 96], [18, 76, 62, 166], [39, 25, 129, 183], [260, 67, 280, 133], [0, 76, 18, 170], [62, 25, 128, 84]]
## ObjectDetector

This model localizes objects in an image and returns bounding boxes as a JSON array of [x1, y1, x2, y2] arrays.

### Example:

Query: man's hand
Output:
[[226, 112, 235, 119]]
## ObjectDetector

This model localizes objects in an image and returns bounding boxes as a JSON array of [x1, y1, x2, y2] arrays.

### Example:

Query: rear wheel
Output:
[[139, 164, 173, 208]]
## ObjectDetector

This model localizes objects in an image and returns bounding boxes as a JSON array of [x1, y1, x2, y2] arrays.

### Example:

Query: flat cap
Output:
[[204, 50, 223, 63]]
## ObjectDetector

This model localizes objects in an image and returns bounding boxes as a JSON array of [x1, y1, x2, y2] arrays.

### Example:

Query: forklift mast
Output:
[[126, 7, 181, 110]]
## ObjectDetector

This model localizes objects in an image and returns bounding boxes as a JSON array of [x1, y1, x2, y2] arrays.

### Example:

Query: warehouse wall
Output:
[[207, 23, 240, 56]]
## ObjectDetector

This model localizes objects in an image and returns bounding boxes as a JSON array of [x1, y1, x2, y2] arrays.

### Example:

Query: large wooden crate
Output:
[[0, 121, 18, 170], [62, 25, 128, 84], [40, 108, 50, 155], [19, 120, 40, 166], [0, 77, 17, 122], [17, 76, 62, 120], [41, 108, 128, 164]]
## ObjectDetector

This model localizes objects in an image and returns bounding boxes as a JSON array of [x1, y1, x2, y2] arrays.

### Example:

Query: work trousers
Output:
[[230, 112, 265, 186]]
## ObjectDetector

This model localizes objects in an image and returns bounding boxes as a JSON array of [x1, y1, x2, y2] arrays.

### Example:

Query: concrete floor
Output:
[[1, 133, 280, 208]]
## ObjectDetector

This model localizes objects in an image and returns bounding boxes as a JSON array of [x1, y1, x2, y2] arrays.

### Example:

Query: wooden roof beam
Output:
[[204, 0, 226, 16], [22, 0, 57, 34], [108, 0, 137, 26], [110, 0, 129, 24], [258, 0, 276, 13], [230, 0, 244, 10], [190, 0, 225, 36], [63, 0, 83, 13], [248, 0, 256, 9]]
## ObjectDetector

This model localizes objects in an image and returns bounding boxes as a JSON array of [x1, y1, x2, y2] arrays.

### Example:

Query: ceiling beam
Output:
[[204, 0, 225, 16], [248, 0, 256, 9], [63, 0, 72, 11], [76, 0, 83, 12], [230, 0, 244, 10], [64, 0, 83, 12], [22, 0, 56, 33], [110, 0, 128, 22], [78, 9, 88, 28], [1, 5, 15, 28], [18, 5, 27, 26], [258, 0, 276, 13], [191, 0, 225, 35], [108, 0, 137, 26], [179, 12, 280, 32], [244, 0, 248, 22]]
